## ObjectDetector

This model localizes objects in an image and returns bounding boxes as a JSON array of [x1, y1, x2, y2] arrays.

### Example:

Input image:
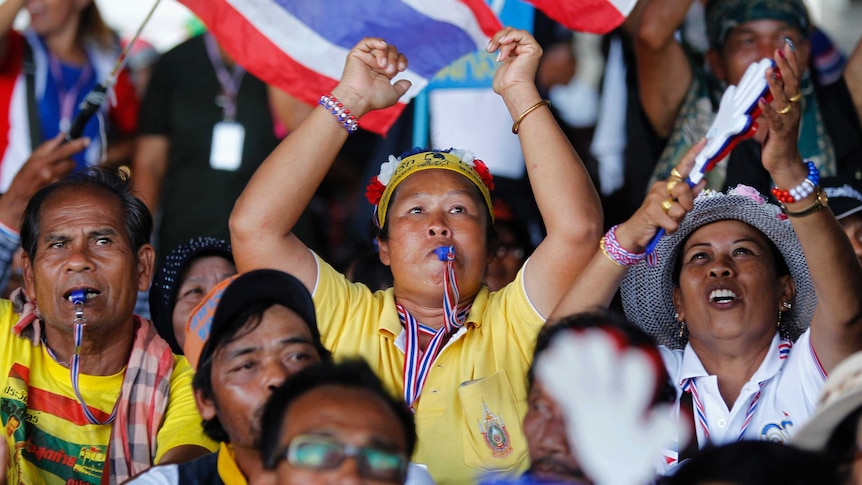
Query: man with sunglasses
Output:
[[259, 360, 418, 484]]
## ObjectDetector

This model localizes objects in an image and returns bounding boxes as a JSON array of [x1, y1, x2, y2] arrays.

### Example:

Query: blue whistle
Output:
[[70, 289, 86, 305], [434, 246, 454, 262]]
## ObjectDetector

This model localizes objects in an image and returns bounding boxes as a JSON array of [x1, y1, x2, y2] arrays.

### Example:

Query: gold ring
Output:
[[661, 198, 674, 214], [667, 179, 679, 196], [776, 104, 793, 115], [670, 168, 684, 180], [788, 93, 802, 103]]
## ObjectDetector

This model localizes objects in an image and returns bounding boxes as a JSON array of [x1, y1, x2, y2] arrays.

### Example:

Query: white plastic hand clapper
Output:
[[535, 329, 689, 485], [689, 58, 775, 185]]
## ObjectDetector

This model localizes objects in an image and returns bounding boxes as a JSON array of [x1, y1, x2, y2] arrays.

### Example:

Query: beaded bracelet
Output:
[[319, 93, 359, 134], [771, 160, 819, 204], [600, 225, 646, 267]]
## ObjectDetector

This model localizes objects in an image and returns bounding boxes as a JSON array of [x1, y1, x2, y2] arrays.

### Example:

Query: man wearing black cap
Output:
[[128, 269, 331, 485], [823, 177, 862, 267], [636, 0, 862, 196]]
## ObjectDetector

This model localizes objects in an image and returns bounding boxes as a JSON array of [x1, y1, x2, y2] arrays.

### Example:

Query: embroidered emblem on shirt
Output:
[[760, 412, 794, 442], [478, 401, 513, 458]]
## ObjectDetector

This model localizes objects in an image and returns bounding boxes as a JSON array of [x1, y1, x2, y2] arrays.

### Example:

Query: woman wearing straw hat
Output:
[[552, 39, 862, 471], [229, 29, 602, 483]]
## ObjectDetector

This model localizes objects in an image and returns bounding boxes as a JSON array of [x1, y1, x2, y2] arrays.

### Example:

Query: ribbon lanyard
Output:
[[682, 377, 763, 442], [204, 33, 245, 121], [400, 246, 469, 411], [47, 53, 93, 133], [68, 290, 117, 425]]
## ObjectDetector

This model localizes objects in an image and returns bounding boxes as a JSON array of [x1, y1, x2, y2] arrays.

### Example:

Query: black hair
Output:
[[193, 300, 333, 443], [534, 309, 676, 407], [21, 167, 152, 259], [660, 441, 839, 485], [260, 359, 416, 469]]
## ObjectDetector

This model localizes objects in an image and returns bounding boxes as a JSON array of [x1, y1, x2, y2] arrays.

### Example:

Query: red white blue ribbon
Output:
[[399, 246, 470, 411], [682, 377, 763, 443]]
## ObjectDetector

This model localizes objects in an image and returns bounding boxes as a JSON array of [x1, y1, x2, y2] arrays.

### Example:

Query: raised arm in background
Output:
[[634, 0, 696, 138]]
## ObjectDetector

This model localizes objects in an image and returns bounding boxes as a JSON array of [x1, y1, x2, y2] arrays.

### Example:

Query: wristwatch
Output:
[[781, 188, 828, 218]]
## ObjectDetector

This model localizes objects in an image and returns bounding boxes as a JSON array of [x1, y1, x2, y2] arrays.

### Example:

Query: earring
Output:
[[782, 301, 792, 311], [675, 313, 686, 338]]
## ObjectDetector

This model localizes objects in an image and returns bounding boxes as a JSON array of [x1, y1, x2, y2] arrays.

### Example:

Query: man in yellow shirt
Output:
[[1, 167, 214, 485], [230, 30, 602, 483]]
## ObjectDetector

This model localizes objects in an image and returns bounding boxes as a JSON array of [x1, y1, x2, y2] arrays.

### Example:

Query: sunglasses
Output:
[[281, 434, 408, 482]]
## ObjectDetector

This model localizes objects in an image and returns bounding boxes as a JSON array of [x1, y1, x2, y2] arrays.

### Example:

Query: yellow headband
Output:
[[368, 151, 494, 229]]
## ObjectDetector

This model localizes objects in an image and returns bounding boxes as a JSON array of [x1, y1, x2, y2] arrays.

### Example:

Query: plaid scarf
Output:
[[11, 289, 175, 484]]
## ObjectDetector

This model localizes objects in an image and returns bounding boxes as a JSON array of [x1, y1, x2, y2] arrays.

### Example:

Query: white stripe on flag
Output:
[[609, 0, 638, 16], [404, 0, 490, 47], [225, 0, 426, 98]]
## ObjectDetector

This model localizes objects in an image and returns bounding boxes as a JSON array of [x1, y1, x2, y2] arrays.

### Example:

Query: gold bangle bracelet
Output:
[[511, 99, 551, 134], [599, 238, 627, 267]]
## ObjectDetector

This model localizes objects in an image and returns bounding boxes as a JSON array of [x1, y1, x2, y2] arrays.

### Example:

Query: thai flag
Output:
[[178, 0, 502, 135], [523, 0, 638, 34]]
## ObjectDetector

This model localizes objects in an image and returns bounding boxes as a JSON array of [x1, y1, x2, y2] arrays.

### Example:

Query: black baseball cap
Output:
[[822, 177, 862, 221], [185, 269, 320, 370]]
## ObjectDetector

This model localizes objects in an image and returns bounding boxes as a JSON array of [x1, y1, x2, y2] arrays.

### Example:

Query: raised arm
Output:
[[550, 141, 705, 320], [487, 28, 602, 317], [763, 43, 862, 373], [230, 39, 410, 290], [634, 0, 695, 137], [845, 36, 862, 127]]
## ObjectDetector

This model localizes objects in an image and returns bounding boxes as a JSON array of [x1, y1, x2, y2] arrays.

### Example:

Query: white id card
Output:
[[210, 121, 245, 171]]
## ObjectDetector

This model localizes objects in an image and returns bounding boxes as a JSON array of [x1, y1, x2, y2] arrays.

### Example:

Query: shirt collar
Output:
[[679, 332, 785, 383], [217, 443, 248, 485], [376, 286, 490, 339]]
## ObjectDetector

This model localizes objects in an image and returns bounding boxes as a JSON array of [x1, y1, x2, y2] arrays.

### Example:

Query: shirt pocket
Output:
[[458, 369, 527, 473]]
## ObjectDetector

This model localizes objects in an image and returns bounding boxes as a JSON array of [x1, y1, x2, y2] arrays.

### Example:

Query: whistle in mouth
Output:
[[70, 289, 86, 305], [434, 246, 454, 262]]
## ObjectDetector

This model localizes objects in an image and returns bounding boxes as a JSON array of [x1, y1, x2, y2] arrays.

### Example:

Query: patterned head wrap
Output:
[[706, 0, 810, 50], [365, 149, 495, 229], [148, 237, 233, 354]]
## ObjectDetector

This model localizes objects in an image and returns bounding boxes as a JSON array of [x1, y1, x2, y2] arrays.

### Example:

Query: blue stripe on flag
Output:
[[275, 0, 479, 78]]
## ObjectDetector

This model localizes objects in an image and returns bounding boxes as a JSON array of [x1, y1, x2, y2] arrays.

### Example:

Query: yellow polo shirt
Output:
[[312, 254, 543, 484], [0, 299, 216, 485]]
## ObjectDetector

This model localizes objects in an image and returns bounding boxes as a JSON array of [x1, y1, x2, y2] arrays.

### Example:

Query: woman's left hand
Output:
[[488, 27, 543, 97], [760, 40, 804, 176]]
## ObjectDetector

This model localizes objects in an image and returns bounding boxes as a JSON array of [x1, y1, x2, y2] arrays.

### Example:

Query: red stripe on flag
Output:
[[181, 0, 407, 135], [458, 0, 504, 37], [524, 0, 627, 34]]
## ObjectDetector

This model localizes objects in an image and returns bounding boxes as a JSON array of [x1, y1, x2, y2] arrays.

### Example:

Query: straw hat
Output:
[[621, 185, 816, 349]]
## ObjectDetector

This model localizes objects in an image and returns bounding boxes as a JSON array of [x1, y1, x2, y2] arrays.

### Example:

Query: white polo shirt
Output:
[[660, 329, 826, 471]]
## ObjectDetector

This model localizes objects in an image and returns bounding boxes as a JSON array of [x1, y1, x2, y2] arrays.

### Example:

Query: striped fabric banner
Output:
[[522, 0, 638, 34], [179, 0, 502, 135]]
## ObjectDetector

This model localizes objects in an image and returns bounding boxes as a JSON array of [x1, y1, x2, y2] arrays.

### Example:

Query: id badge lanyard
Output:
[[205, 33, 246, 170]]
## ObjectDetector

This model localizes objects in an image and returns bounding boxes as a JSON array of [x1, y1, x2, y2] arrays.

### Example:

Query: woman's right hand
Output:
[[330, 38, 412, 119], [614, 139, 707, 253]]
